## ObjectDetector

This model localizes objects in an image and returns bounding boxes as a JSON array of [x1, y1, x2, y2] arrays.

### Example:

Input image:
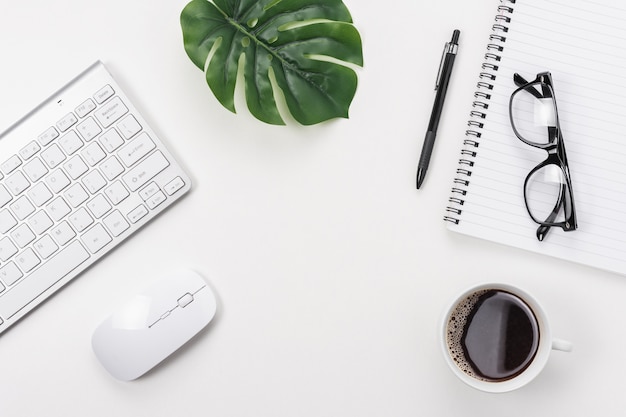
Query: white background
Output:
[[0, 0, 621, 415]]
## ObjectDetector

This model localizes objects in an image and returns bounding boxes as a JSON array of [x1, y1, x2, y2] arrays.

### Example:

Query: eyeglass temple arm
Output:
[[514, 73, 544, 99], [513, 73, 529, 86]]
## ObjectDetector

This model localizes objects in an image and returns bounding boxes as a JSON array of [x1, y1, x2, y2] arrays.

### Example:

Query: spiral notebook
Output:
[[445, 0, 626, 276]]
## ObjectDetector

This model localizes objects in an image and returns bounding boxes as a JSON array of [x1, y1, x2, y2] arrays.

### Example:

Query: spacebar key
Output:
[[0, 241, 90, 320]]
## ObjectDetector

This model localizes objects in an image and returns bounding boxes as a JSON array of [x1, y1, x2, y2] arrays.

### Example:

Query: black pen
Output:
[[416, 29, 460, 189]]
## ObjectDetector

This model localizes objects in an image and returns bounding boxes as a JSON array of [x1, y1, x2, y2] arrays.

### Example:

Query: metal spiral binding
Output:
[[444, 0, 515, 225]]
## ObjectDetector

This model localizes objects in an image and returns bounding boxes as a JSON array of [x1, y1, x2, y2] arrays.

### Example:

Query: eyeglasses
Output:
[[509, 71, 577, 241]]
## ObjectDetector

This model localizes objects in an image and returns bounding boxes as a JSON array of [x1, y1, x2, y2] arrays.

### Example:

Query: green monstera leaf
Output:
[[180, 0, 363, 125]]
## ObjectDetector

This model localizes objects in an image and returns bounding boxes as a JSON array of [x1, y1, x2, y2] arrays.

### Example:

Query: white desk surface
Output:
[[0, 1, 620, 415]]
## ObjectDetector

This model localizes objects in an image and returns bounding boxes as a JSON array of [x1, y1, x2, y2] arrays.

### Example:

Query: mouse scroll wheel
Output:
[[177, 293, 194, 308]]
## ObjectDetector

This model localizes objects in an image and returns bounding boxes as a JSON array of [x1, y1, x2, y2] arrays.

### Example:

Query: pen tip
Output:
[[416, 169, 425, 189]]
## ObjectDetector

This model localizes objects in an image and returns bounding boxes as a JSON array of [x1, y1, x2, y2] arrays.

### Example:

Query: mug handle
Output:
[[552, 338, 573, 352]]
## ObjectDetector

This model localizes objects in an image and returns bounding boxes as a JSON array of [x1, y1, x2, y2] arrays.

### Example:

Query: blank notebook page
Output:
[[445, 0, 626, 275]]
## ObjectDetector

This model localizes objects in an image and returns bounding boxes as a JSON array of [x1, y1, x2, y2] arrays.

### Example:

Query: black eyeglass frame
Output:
[[509, 71, 577, 241]]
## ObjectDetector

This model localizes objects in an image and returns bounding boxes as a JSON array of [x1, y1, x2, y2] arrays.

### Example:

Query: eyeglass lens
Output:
[[510, 81, 557, 146], [525, 165, 569, 224]]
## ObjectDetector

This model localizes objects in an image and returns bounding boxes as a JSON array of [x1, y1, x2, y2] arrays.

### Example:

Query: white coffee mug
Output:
[[440, 283, 572, 393]]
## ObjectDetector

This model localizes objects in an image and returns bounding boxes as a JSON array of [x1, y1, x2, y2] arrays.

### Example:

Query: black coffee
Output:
[[446, 289, 540, 382]]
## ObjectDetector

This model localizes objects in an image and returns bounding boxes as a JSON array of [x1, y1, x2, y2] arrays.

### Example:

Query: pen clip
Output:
[[435, 41, 459, 90]]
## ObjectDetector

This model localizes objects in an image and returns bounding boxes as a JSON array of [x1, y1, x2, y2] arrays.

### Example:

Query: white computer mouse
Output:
[[92, 269, 217, 381]]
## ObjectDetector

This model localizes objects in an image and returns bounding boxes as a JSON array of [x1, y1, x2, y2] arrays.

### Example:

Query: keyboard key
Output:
[[100, 156, 125, 180], [46, 197, 72, 222], [41, 144, 66, 169], [0, 237, 18, 262], [118, 132, 155, 167], [81, 142, 106, 166], [0, 241, 90, 320], [146, 191, 166, 210], [33, 235, 59, 259], [10, 196, 35, 220], [56, 113, 78, 132], [1, 155, 22, 175], [82, 170, 107, 194], [87, 194, 112, 219], [0, 210, 17, 234], [28, 210, 53, 234], [27, 182, 53, 207], [19, 141, 41, 161], [103, 210, 130, 237], [75, 98, 96, 118], [37, 127, 59, 146], [5, 171, 30, 196], [23, 158, 49, 182], [15, 248, 40, 273], [64, 155, 89, 179], [81, 224, 112, 254], [117, 115, 142, 139], [0, 184, 12, 208], [94, 85, 115, 104], [45, 169, 71, 193], [122, 151, 169, 191], [0, 262, 23, 286], [95, 97, 128, 128], [59, 131, 84, 155], [68, 207, 93, 232], [104, 181, 130, 205], [64, 183, 89, 207], [128, 205, 148, 223], [139, 182, 160, 200], [11, 224, 36, 248], [76, 117, 102, 141], [50, 221, 76, 246], [164, 177, 185, 196], [99, 129, 124, 153]]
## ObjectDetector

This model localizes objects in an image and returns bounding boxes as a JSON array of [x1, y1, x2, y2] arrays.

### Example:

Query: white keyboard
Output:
[[0, 61, 191, 334]]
